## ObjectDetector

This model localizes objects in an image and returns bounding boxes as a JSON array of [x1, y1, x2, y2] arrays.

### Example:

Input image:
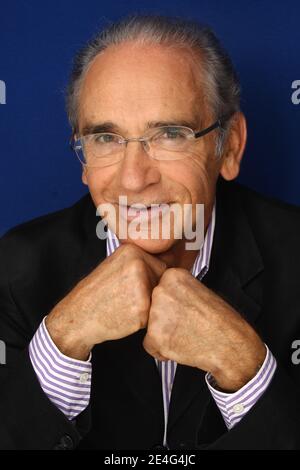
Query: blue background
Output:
[[0, 0, 299, 235]]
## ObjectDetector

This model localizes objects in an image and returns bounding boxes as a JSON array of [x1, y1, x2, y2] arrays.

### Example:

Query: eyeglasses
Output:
[[71, 116, 229, 168]]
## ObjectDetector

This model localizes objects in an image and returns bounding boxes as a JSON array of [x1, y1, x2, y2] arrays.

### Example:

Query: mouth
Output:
[[118, 202, 173, 222]]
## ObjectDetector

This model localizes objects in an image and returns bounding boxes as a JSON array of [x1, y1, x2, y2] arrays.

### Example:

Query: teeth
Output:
[[129, 203, 167, 208], [130, 206, 148, 210]]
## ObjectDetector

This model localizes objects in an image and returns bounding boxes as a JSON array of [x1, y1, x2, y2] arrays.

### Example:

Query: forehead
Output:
[[78, 42, 204, 130]]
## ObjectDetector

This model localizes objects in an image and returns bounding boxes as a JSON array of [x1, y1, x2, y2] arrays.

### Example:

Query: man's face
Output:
[[78, 42, 223, 254]]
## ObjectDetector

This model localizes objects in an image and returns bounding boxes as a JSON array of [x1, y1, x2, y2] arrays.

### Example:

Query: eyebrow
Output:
[[81, 122, 120, 136], [80, 119, 200, 136]]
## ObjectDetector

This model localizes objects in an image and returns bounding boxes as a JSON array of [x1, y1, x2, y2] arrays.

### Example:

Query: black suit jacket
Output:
[[1, 178, 300, 450]]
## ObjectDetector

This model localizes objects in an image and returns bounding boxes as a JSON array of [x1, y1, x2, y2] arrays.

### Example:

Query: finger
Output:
[[143, 333, 156, 356], [153, 352, 169, 362], [143, 334, 169, 361]]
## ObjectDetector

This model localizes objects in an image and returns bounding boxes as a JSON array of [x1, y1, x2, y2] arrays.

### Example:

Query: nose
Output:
[[117, 140, 161, 193]]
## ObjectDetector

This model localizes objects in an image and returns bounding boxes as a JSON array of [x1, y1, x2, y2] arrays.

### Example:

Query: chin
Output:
[[120, 235, 177, 254]]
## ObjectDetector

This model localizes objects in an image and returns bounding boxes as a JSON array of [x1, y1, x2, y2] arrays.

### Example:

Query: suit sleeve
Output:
[[0, 237, 91, 450], [200, 362, 300, 450], [205, 345, 277, 429]]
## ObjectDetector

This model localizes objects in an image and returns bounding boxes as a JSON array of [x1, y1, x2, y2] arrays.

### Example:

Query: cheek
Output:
[[84, 168, 114, 204], [167, 157, 214, 204]]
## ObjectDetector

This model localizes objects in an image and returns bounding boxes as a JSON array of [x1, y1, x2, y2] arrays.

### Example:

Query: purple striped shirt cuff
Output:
[[205, 345, 277, 429], [29, 317, 92, 420]]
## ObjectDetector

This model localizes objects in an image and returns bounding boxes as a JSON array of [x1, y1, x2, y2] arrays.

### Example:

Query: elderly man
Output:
[[0, 15, 300, 450]]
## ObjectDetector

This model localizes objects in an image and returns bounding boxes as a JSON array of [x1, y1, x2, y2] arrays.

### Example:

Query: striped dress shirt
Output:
[[29, 203, 277, 447]]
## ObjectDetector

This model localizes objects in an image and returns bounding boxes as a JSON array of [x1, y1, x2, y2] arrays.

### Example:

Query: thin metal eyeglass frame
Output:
[[70, 114, 231, 166]]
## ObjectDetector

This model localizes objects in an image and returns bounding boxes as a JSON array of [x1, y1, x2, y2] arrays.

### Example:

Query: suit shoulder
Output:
[[236, 182, 300, 226], [0, 194, 93, 279], [1, 194, 91, 243], [225, 180, 300, 251]]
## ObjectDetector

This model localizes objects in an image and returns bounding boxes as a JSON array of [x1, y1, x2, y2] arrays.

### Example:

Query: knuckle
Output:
[[145, 329, 159, 347], [127, 258, 146, 277], [162, 267, 185, 281], [159, 345, 168, 357], [116, 243, 138, 260], [151, 284, 163, 298], [120, 243, 142, 257], [152, 284, 172, 305]]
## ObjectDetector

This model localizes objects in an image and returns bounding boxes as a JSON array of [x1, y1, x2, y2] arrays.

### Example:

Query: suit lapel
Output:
[[111, 330, 164, 419], [91, 328, 165, 432], [202, 179, 264, 326], [77, 196, 107, 277], [167, 363, 210, 433]]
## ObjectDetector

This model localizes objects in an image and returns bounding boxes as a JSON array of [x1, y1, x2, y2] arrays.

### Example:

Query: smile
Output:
[[119, 203, 172, 222]]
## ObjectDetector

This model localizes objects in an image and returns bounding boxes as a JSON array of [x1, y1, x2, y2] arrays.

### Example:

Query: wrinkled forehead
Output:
[[78, 43, 206, 132]]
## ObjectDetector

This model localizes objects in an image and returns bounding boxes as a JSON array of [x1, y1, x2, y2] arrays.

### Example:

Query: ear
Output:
[[72, 128, 88, 186], [82, 166, 88, 185], [219, 112, 247, 181]]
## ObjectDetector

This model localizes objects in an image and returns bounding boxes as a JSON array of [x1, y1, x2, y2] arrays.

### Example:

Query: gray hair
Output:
[[66, 15, 241, 156]]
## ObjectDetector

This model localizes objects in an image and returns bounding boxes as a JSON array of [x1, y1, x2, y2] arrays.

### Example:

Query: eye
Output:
[[93, 133, 119, 144], [161, 127, 186, 140]]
